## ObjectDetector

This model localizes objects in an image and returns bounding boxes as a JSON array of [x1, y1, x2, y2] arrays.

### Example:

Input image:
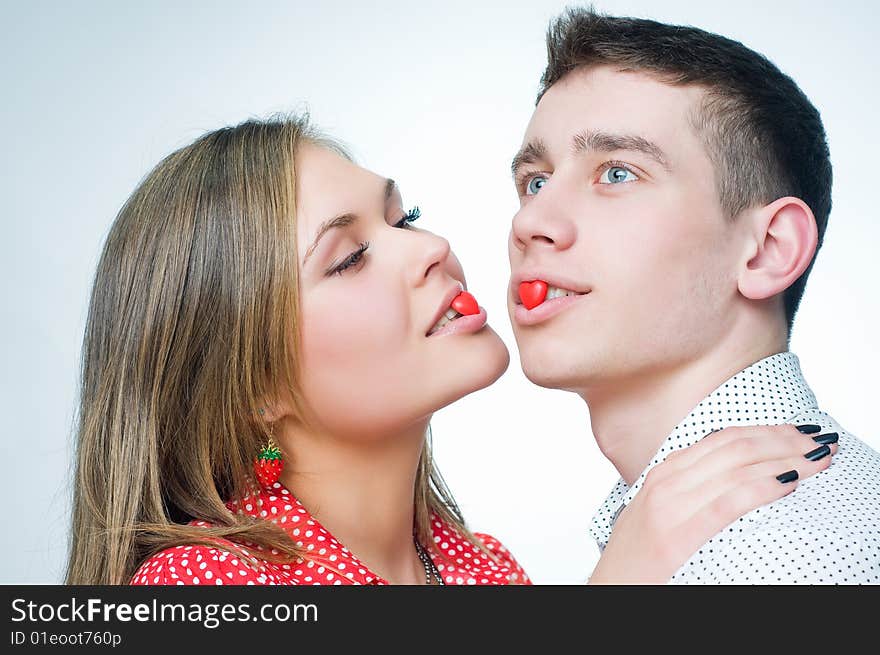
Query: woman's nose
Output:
[[412, 230, 452, 287]]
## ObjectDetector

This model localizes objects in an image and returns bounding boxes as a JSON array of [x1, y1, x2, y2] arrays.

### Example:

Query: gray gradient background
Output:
[[2, 0, 877, 584]]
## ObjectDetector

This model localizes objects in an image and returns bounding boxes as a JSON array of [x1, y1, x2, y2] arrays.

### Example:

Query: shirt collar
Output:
[[225, 482, 514, 585], [589, 351, 818, 549]]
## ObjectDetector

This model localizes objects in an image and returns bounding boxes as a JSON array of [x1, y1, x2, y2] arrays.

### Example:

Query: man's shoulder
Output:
[[787, 410, 880, 503], [743, 411, 880, 540], [671, 413, 880, 584]]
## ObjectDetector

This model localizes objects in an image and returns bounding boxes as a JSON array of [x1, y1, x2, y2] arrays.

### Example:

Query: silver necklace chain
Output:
[[414, 538, 444, 585]]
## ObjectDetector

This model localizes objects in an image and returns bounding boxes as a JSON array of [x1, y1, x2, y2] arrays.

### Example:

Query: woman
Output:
[[65, 115, 836, 585]]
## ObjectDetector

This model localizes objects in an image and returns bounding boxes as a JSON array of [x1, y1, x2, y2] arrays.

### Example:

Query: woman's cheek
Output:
[[300, 286, 408, 371], [297, 286, 422, 435]]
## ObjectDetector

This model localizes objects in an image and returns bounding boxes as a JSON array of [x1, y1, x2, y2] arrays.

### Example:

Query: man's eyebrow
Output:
[[510, 140, 548, 178], [303, 178, 396, 265], [573, 130, 671, 171]]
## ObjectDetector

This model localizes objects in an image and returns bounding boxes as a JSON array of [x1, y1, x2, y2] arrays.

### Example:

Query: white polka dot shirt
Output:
[[589, 352, 880, 584]]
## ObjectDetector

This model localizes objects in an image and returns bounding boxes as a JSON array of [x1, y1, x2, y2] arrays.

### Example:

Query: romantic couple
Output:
[[66, 8, 879, 585]]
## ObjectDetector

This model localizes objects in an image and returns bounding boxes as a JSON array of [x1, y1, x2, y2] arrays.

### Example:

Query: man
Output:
[[507, 7, 879, 583]]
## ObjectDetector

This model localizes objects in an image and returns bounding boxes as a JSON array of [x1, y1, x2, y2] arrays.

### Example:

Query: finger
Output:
[[648, 424, 836, 490], [759, 445, 835, 483], [672, 449, 832, 530], [647, 425, 783, 479], [678, 458, 816, 554], [679, 428, 835, 492], [655, 423, 838, 475], [674, 471, 801, 559]]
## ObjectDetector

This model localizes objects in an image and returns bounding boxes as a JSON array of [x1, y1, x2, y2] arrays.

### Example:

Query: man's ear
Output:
[[738, 196, 818, 301]]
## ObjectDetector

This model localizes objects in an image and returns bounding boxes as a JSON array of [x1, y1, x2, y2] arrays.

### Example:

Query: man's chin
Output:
[[519, 356, 590, 393]]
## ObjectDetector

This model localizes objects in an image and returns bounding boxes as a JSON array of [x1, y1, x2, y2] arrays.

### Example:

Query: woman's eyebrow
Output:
[[304, 178, 397, 265], [304, 213, 358, 264]]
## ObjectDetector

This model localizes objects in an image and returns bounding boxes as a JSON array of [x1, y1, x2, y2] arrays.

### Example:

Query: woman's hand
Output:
[[588, 424, 838, 584]]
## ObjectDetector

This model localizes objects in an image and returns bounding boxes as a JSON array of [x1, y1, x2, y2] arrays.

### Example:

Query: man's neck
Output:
[[581, 326, 787, 486]]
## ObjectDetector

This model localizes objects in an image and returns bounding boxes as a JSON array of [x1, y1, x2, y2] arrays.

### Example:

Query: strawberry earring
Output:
[[254, 408, 283, 488]]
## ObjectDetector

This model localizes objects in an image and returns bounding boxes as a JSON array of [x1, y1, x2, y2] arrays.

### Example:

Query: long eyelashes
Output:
[[327, 241, 370, 276], [327, 206, 421, 276], [394, 206, 420, 228]]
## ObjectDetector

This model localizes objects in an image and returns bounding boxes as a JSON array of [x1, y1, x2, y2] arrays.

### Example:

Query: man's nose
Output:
[[510, 189, 577, 254]]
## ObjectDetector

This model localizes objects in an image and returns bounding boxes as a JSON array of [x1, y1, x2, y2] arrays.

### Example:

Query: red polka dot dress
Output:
[[130, 482, 530, 586]]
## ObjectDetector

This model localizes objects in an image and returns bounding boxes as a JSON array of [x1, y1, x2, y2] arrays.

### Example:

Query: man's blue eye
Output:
[[599, 166, 638, 184], [526, 176, 547, 195]]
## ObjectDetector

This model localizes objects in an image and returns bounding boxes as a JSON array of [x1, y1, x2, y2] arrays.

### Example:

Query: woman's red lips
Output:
[[519, 281, 548, 310], [428, 306, 488, 338]]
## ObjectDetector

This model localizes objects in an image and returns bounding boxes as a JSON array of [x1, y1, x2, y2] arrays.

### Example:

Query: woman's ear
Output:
[[738, 196, 818, 301], [253, 404, 284, 423]]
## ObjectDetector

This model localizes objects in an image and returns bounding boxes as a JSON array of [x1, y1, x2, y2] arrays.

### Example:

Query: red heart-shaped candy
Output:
[[451, 291, 479, 316], [519, 280, 548, 310]]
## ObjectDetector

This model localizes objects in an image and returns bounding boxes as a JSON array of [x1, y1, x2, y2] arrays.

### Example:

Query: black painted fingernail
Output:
[[804, 444, 831, 461], [776, 470, 798, 483], [812, 432, 839, 445], [796, 424, 822, 434]]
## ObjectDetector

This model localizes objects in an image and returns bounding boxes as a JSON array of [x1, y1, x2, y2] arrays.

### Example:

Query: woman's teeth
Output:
[[544, 285, 580, 300], [428, 307, 463, 335]]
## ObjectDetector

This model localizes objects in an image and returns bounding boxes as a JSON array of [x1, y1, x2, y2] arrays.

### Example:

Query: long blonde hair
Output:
[[66, 114, 481, 585]]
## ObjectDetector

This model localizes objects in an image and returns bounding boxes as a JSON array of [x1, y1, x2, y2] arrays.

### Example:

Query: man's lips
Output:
[[509, 272, 590, 306], [512, 291, 590, 327]]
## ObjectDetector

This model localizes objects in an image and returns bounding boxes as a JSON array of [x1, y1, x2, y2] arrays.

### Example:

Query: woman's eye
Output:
[[599, 166, 639, 184], [327, 242, 369, 276], [525, 175, 548, 195]]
